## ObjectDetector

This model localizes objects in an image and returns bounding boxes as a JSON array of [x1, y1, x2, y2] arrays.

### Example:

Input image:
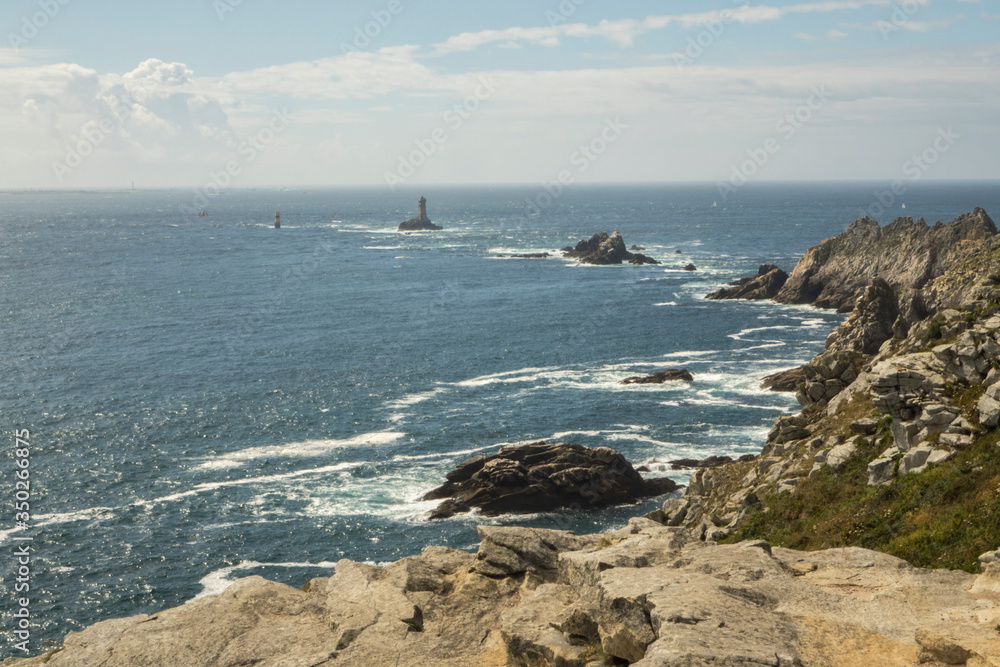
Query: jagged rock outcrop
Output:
[[561, 232, 659, 265], [707, 263, 789, 300], [825, 278, 899, 355], [14, 522, 1000, 666], [421, 442, 678, 520], [795, 349, 867, 409], [672, 209, 1000, 525], [774, 208, 996, 312], [619, 369, 693, 384]]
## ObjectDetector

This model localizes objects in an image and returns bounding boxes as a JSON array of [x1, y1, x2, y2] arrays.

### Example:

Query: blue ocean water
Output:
[[1, 182, 997, 656]]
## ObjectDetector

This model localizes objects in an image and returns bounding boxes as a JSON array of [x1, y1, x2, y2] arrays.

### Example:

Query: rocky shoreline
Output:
[[11, 208, 1000, 666]]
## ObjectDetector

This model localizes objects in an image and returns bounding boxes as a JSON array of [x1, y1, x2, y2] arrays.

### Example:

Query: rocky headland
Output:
[[12, 208, 1000, 666], [562, 232, 660, 265]]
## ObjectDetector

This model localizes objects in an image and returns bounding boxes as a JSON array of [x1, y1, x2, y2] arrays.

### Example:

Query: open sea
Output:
[[1, 181, 998, 656]]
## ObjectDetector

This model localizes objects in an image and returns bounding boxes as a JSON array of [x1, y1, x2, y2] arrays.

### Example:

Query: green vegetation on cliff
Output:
[[726, 412, 1000, 573]]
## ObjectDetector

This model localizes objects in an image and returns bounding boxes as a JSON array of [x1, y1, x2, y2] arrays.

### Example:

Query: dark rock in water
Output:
[[398, 195, 443, 231], [683, 263, 697, 271], [398, 217, 442, 232], [667, 454, 755, 470], [422, 441, 678, 519], [675, 249, 683, 254], [629, 253, 659, 265], [620, 369, 694, 384], [502, 252, 550, 259], [760, 366, 808, 392], [774, 208, 997, 312], [630, 244, 646, 251], [562, 232, 659, 265], [707, 264, 789, 301]]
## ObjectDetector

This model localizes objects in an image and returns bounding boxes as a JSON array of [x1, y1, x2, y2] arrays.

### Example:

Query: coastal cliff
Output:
[[10, 209, 1000, 666]]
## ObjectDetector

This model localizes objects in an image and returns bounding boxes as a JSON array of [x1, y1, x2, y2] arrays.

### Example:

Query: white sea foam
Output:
[[660, 350, 718, 359], [135, 461, 365, 508], [391, 444, 494, 462], [454, 366, 568, 388], [728, 325, 795, 341], [386, 388, 447, 411], [549, 430, 605, 440], [195, 432, 404, 471], [654, 301, 678, 307], [190, 559, 338, 601]]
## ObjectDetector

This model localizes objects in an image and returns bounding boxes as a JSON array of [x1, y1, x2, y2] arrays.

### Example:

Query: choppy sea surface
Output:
[[1, 181, 997, 655]]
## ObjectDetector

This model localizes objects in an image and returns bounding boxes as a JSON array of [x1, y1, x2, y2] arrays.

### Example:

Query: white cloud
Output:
[[795, 29, 848, 41], [431, 1, 899, 54]]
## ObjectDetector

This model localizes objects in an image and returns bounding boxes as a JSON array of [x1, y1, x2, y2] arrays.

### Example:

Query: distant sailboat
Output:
[[902, 203, 906, 209], [712, 201, 717, 207]]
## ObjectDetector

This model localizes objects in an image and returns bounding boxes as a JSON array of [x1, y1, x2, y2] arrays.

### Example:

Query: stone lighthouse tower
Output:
[[418, 196, 428, 222]]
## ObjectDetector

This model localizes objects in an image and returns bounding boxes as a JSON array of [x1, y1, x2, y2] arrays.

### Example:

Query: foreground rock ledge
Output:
[[422, 441, 678, 520], [11, 522, 1000, 666]]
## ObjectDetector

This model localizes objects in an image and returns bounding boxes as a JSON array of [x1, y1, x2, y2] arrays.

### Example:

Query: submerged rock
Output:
[[421, 441, 678, 520], [619, 369, 694, 384]]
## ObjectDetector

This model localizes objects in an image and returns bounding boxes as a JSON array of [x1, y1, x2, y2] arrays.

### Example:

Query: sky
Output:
[[0, 0, 997, 189]]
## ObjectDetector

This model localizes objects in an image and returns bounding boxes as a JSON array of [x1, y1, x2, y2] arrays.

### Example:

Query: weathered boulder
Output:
[[422, 442, 678, 519], [619, 368, 693, 384], [980, 383, 1000, 428], [562, 232, 659, 265], [706, 263, 789, 300]]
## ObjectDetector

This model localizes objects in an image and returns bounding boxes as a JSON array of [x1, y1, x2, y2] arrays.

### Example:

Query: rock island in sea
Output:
[[397, 196, 442, 231], [11, 209, 1000, 666]]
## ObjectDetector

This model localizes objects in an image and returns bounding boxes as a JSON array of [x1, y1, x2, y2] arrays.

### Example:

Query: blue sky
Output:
[[1, 0, 997, 188]]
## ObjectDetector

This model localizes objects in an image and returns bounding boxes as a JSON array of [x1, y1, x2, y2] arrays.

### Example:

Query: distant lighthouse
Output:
[[275, 212, 281, 229], [397, 196, 442, 231]]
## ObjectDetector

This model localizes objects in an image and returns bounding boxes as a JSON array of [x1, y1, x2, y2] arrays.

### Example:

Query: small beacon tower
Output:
[[275, 212, 281, 229], [418, 196, 428, 221]]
